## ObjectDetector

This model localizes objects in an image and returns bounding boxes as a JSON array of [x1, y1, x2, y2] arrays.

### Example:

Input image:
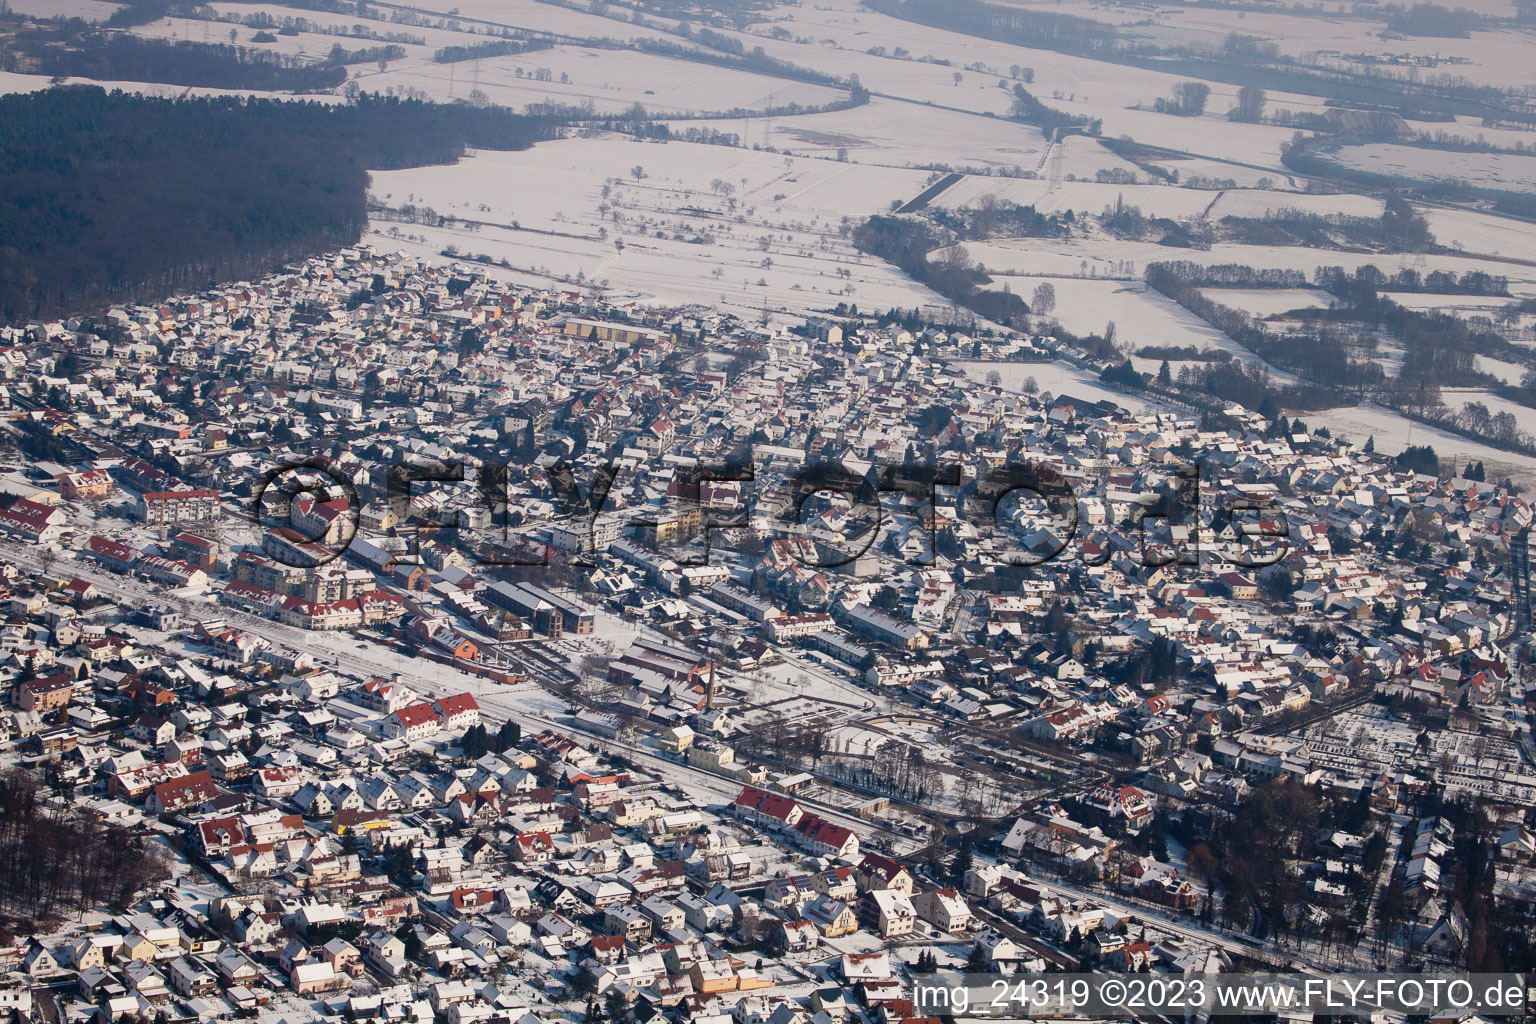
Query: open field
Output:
[[1421, 206, 1536, 263], [950, 359, 1172, 415], [1320, 141, 1536, 191], [1200, 287, 1333, 318], [665, 97, 1049, 171], [359, 44, 842, 115], [989, 0, 1535, 88], [933, 177, 1217, 220], [0, 70, 349, 102], [1294, 401, 1536, 488], [959, 236, 1536, 291], [366, 136, 965, 320], [1475, 354, 1532, 384], [6, 0, 120, 17]]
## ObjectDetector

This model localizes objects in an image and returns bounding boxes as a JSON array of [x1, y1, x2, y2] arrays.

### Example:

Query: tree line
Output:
[[1386, 2, 1486, 37], [863, 0, 1118, 56], [1009, 84, 1102, 137], [433, 37, 553, 63], [1146, 258, 1508, 394], [925, 194, 1073, 240], [851, 215, 1029, 325], [1307, 264, 1523, 379], [1218, 196, 1434, 252], [4, 23, 349, 92], [1140, 262, 1309, 289]]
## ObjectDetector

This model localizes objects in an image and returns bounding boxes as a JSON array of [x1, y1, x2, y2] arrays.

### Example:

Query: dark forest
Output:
[[0, 87, 561, 323], [0, 767, 167, 931]]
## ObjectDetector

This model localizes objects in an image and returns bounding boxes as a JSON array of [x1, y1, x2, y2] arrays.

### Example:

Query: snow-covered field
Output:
[[1383, 291, 1512, 315], [1203, 190, 1383, 221], [1199, 287, 1332, 318], [1421, 206, 1536, 263], [1475, 354, 1532, 384], [414, 0, 680, 44], [1322, 142, 1536, 191], [1050, 133, 1144, 181], [1441, 387, 1536, 425], [959, 236, 1536, 294], [666, 96, 1048, 171], [361, 44, 841, 116], [126, 13, 431, 60], [988, 0, 1536, 89], [950, 359, 1173, 415], [1295, 401, 1536, 488], [933, 177, 1217, 220], [1144, 154, 1301, 190], [0, 71, 55, 96], [0, 70, 348, 103], [962, 274, 1281, 367], [6, 0, 119, 18], [367, 136, 956, 319]]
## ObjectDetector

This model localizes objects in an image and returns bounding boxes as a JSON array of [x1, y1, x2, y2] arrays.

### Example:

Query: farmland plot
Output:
[[1297, 402, 1536, 488], [359, 45, 841, 116], [366, 136, 964, 320], [665, 97, 1048, 171]]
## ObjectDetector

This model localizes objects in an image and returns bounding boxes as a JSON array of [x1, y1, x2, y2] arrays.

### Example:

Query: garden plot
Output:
[[359, 44, 841, 116], [828, 724, 891, 758]]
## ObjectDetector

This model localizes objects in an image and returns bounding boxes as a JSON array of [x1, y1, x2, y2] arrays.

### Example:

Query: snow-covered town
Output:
[[8, 0, 1536, 1015], [0, 243, 1530, 1024]]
